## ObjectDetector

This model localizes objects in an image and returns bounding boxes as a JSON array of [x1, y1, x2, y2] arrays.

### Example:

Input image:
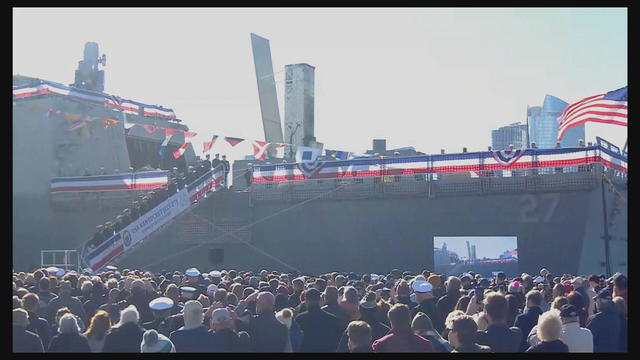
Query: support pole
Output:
[[600, 173, 612, 276]]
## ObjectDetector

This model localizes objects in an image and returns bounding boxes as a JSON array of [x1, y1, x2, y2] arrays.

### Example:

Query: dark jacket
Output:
[[452, 343, 492, 353], [295, 307, 342, 352], [514, 306, 543, 351], [372, 329, 434, 352], [336, 312, 390, 352], [436, 291, 461, 332], [170, 325, 215, 352], [143, 317, 174, 337], [83, 295, 106, 320], [126, 293, 154, 323], [322, 302, 351, 330], [476, 323, 522, 353], [526, 339, 569, 353], [246, 312, 289, 352], [26, 312, 51, 350], [350, 345, 373, 352], [586, 308, 623, 352], [210, 328, 244, 352], [48, 333, 91, 352], [13, 325, 44, 353], [288, 291, 302, 308], [102, 322, 145, 352], [410, 298, 438, 329], [47, 293, 87, 325]]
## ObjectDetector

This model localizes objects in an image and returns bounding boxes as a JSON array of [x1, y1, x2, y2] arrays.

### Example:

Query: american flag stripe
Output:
[[557, 87, 627, 141]]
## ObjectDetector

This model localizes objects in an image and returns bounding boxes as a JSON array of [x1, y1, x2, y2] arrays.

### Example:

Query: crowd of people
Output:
[[84, 155, 230, 253], [12, 266, 627, 353]]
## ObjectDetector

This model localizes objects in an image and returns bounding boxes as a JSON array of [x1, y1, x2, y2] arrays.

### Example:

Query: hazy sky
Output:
[[434, 236, 518, 260], [13, 8, 627, 162]]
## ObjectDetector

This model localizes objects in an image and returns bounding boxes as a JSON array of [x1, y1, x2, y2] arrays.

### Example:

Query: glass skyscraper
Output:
[[491, 122, 528, 150], [528, 94, 585, 149]]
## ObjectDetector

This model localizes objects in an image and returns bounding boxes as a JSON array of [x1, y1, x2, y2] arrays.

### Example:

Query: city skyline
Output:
[[434, 236, 518, 260], [13, 8, 627, 163]]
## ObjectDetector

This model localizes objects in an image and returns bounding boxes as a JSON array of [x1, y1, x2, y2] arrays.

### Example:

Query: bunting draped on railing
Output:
[[13, 80, 177, 119], [50, 171, 169, 193], [251, 146, 627, 183]]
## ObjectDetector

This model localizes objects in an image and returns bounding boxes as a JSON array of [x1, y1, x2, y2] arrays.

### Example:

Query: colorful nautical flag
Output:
[[557, 86, 628, 140], [164, 128, 177, 137], [224, 137, 245, 147], [102, 118, 119, 128], [172, 142, 191, 159], [325, 149, 350, 160], [252, 140, 269, 161], [203, 135, 219, 153], [296, 146, 321, 163]]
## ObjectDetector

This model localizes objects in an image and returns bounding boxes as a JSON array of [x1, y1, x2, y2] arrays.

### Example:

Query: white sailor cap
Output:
[[207, 284, 218, 294], [412, 280, 433, 293], [414, 275, 427, 283], [533, 276, 545, 284], [83, 268, 94, 275], [180, 286, 197, 293], [370, 274, 380, 281], [55, 268, 66, 277], [209, 271, 222, 279], [106, 265, 118, 271], [46, 267, 60, 275], [185, 268, 200, 277], [149, 297, 174, 311]]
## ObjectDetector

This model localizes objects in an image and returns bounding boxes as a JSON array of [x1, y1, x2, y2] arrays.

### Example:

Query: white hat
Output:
[[180, 286, 196, 293], [207, 284, 218, 294], [533, 276, 545, 284], [46, 267, 59, 274], [149, 297, 174, 311], [414, 275, 427, 283], [209, 271, 222, 279], [185, 268, 200, 277], [370, 274, 380, 281], [106, 265, 118, 271], [55, 268, 66, 277], [412, 281, 433, 293]]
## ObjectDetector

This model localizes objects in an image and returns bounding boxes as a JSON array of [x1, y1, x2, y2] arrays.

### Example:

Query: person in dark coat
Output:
[[210, 308, 244, 352], [347, 321, 373, 352], [449, 314, 491, 353], [125, 280, 153, 324], [83, 282, 107, 320], [47, 280, 87, 326], [436, 276, 462, 333], [476, 292, 522, 352], [409, 280, 438, 328], [295, 288, 342, 352], [169, 301, 215, 352], [102, 305, 146, 352], [48, 313, 92, 352], [337, 292, 390, 352], [525, 311, 569, 352], [372, 304, 434, 352], [586, 289, 623, 352], [13, 309, 44, 352], [237, 291, 289, 352], [321, 286, 350, 331], [221, 155, 230, 187], [514, 289, 544, 351], [22, 293, 52, 350], [143, 297, 175, 337]]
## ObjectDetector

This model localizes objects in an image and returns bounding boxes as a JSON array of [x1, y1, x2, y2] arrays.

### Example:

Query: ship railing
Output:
[[249, 146, 626, 202]]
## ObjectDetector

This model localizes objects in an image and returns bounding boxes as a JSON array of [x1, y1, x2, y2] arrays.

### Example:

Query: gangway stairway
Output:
[[79, 167, 225, 271]]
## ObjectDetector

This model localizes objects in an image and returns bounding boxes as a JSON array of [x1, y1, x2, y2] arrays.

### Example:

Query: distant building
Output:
[[491, 122, 528, 150], [528, 95, 585, 149]]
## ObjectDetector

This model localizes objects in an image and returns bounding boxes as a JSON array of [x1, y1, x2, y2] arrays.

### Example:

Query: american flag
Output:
[[557, 86, 627, 141]]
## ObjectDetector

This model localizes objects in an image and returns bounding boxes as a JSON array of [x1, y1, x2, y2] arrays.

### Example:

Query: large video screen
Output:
[[433, 236, 518, 278]]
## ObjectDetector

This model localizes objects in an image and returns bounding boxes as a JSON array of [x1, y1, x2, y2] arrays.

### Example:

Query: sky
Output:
[[13, 8, 627, 163], [434, 236, 518, 260]]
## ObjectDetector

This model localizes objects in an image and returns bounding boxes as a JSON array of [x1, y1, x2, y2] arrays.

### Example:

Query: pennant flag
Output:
[[64, 113, 82, 122], [296, 146, 321, 163], [224, 137, 245, 147], [143, 124, 160, 134], [172, 142, 191, 159], [252, 140, 269, 161], [557, 86, 628, 141], [164, 128, 177, 137], [102, 118, 119, 129], [159, 131, 175, 157], [325, 149, 350, 160], [183, 131, 197, 138], [203, 135, 219, 153]]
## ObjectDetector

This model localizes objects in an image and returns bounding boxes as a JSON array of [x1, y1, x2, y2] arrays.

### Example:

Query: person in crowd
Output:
[[448, 314, 491, 352], [409, 280, 438, 325], [475, 292, 522, 352], [126, 279, 153, 324], [83, 281, 106, 320], [322, 286, 350, 331], [143, 297, 176, 336], [48, 313, 92, 352], [372, 304, 434, 352], [411, 312, 454, 352], [436, 276, 462, 332], [276, 308, 303, 352], [586, 275, 599, 315], [336, 291, 390, 352], [505, 293, 521, 327], [586, 288, 623, 352], [83, 310, 111, 352], [339, 286, 361, 321], [98, 288, 124, 324], [295, 288, 342, 352], [47, 280, 87, 326], [13, 308, 45, 352], [244, 164, 253, 189], [221, 155, 230, 188], [612, 274, 627, 305], [528, 305, 593, 352], [567, 290, 588, 327], [141, 329, 176, 353], [525, 311, 569, 352], [202, 154, 212, 170], [35, 277, 56, 318], [514, 289, 544, 351], [212, 154, 222, 173], [288, 277, 304, 308], [237, 291, 288, 352], [346, 321, 373, 352], [22, 293, 51, 350], [103, 305, 145, 352], [209, 307, 243, 352]]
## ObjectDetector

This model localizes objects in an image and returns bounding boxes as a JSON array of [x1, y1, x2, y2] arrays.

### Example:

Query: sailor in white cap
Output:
[[106, 265, 118, 271], [184, 268, 205, 296], [206, 284, 218, 299], [142, 297, 175, 336], [46, 267, 59, 275], [180, 286, 197, 301], [410, 279, 438, 321], [55, 268, 66, 277], [209, 271, 222, 285]]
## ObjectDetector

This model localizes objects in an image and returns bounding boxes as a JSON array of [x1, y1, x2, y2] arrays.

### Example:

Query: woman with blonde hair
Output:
[[84, 310, 111, 352], [525, 311, 569, 352], [339, 286, 361, 321]]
